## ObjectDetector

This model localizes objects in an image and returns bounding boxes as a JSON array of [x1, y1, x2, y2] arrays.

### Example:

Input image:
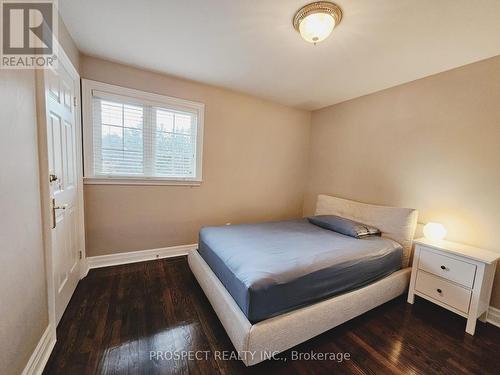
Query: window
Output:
[[82, 80, 204, 185]]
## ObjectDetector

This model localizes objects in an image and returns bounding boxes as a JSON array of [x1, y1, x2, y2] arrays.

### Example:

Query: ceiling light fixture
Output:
[[293, 1, 342, 45]]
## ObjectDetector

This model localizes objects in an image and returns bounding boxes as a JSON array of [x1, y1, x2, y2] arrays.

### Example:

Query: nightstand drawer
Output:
[[415, 271, 472, 313], [418, 248, 476, 288]]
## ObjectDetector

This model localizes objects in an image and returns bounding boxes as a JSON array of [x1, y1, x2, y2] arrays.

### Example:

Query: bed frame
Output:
[[188, 195, 418, 366]]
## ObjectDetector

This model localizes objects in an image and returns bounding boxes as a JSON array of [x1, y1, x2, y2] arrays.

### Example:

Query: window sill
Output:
[[83, 177, 202, 186]]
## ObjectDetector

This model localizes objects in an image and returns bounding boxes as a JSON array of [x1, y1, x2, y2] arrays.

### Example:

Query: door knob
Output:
[[49, 174, 58, 183], [51, 198, 67, 229]]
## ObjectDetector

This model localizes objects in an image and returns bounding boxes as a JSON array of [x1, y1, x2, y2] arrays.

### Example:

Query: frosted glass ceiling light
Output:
[[293, 2, 342, 44]]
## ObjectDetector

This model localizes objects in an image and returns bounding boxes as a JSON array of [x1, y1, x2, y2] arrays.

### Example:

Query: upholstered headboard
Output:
[[315, 195, 418, 267]]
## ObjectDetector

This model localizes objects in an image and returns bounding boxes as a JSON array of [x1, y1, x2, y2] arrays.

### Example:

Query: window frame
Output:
[[82, 79, 204, 186]]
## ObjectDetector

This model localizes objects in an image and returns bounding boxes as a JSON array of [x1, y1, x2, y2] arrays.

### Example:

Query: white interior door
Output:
[[45, 55, 83, 324]]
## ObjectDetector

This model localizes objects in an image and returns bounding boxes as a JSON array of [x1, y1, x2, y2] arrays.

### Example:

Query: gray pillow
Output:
[[307, 215, 381, 239]]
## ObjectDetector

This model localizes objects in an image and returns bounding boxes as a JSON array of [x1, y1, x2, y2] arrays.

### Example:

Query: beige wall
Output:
[[0, 14, 80, 374], [305, 55, 500, 307], [80, 55, 311, 256], [0, 70, 49, 375], [58, 15, 80, 71]]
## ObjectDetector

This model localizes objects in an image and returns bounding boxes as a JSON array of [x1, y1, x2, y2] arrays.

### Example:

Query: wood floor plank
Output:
[[43, 257, 500, 375]]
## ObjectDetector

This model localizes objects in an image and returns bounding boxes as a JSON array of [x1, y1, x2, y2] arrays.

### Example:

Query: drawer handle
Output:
[[440, 265, 448, 271], [436, 288, 442, 294]]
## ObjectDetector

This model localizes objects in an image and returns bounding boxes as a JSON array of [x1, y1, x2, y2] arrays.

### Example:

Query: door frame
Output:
[[35, 40, 86, 336]]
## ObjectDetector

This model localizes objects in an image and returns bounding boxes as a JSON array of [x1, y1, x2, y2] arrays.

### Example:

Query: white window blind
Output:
[[83, 80, 204, 184]]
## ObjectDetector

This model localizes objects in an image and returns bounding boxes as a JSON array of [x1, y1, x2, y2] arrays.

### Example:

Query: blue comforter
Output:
[[198, 219, 402, 322]]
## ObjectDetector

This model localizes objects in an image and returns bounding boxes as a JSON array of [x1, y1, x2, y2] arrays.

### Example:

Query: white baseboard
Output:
[[80, 259, 89, 279], [22, 324, 56, 375], [86, 243, 198, 270], [487, 306, 500, 328]]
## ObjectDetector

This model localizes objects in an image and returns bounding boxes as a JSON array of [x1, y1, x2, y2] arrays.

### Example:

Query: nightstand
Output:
[[407, 238, 499, 335]]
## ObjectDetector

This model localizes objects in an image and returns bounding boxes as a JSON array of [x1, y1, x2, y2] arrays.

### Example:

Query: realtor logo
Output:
[[1, 0, 57, 68]]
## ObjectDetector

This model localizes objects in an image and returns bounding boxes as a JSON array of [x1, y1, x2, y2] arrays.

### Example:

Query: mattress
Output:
[[198, 219, 402, 323]]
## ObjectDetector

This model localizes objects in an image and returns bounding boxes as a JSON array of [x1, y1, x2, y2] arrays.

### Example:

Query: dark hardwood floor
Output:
[[43, 257, 500, 375]]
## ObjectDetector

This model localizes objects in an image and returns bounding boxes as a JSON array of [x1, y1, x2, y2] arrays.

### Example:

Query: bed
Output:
[[188, 195, 418, 366]]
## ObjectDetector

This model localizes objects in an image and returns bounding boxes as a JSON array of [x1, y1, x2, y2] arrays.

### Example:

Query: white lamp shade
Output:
[[423, 222, 447, 241], [298, 12, 336, 43]]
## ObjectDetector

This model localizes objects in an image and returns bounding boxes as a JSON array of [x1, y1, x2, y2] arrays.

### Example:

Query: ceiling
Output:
[[60, 0, 500, 110]]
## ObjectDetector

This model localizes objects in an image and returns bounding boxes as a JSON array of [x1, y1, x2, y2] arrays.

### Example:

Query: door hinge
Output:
[[73, 96, 77, 107], [79, 251, 82, 260]]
